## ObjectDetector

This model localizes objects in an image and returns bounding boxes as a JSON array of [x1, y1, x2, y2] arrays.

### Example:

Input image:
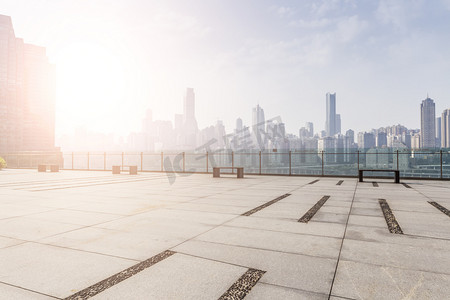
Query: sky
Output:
[[1, 0, 450, 137]]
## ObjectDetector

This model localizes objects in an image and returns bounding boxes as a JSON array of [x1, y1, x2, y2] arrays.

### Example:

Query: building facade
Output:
[[0, 15, 55, 154], [325, 93, 336, 137], [420, 97, 436, 148]]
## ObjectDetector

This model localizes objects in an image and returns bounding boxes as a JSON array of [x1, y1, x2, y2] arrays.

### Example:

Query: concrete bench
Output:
[[213, 167, 244, 178], [112, 165, 138, 175], [359, 169, 400, 183], [38, 164, 59, 172]]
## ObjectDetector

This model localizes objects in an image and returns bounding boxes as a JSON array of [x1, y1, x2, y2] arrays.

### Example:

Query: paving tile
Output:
[[91, 253, 247, 300], [331, 260, 450, 300], [174, 239, 337, 294], [0, 242, 135, 298]]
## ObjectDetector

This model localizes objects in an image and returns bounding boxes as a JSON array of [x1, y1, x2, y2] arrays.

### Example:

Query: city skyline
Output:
[[0, 1, 449, 138]]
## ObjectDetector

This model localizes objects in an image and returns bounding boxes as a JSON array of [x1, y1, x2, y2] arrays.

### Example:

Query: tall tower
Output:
[[182, 88, 198, 148], [442, 109, 450, 148], [420, 97, 436, 148], [436, 117, 441, 148], [336, 114, 341, 135], [0, 14, 55, 153], [252, 104, 265, 134], [326, 93, 336, 137]]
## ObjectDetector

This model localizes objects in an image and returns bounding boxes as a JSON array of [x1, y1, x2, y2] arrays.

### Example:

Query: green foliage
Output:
[[0, 157, 6, 169]]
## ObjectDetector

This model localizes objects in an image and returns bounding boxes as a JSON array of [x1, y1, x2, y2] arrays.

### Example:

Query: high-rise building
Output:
[[335, 114, 341, 135], [325, 93, 336, 137], [0, 15, 55, 153], [442, 109, 450, 148], [357, 132, 375, 149], [376, 132, 387, 148], [182, 88, 198, 148], [305, 122, 314, 137], [420, 97, 436, 148], [252, 104, 265, 149], [236, 118, 243, 132], [345, 129, 354, 144], [436, 117, 441, 147]]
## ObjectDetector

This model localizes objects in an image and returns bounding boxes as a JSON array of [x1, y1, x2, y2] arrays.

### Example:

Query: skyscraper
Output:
[[252, 104, 265, 149], [442, 109, 450, 148], [252, 104, 265, 133], [436, 117, 441, 147], [336, 114, 341, 134], [326, 93, 336, 137], [0, 15, 55, 153], [306, 122, 314, 137], [420, 97, 436, 148], [182, 88, 198, 148]]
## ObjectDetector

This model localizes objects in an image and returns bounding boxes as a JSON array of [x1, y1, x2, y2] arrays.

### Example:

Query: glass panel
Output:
[[234, 151, 259, 174], [291, 152, 322, 176], [323, 152, 358, 176], [185, 153, 207, 173], [142, 153, 162, 171], [261, 151, 289, 175]]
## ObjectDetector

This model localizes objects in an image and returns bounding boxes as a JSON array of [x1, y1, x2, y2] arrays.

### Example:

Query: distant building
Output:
[[335, 114, 341, 135], [345, 129, 355, 144], [0, 15, 55, 153], [305, 122, 314, 137], [325, 93, 336, 136], [442, 109, 450, 148], [357, 132, 375, 150], [376, 132, 387, 148], [420, 97, 436, 148], [252, 104, 266, 149], [411, 133, 421, 149], [436, 117, 441, 147]]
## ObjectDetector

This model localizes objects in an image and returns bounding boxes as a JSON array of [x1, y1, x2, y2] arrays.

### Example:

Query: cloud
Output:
[[375, 0, 424, 31], [336, 15, 368, 43], [269, 5, 296, 18], [289, 18, 331, 29], [152, 11, 212, 39]]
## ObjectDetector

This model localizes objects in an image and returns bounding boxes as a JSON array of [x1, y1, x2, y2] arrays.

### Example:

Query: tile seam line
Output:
[[185, 239, 338, 261], [337, 258, 450, 276], [0, 280, 61, 299], [327, 179, 359, 300], [256, 281, 331, 298], [221, 224, 343, 240]]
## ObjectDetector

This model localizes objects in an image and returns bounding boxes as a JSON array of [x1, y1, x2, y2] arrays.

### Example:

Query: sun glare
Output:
[[56, 42, 129, 133]]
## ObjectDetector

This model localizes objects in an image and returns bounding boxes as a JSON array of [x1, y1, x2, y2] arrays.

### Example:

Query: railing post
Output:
[[232, 151, 234, 173], [289, 151, 292, 176], [357, 150, 360, 172], [183, 152, 186, 173], [206, 152, 209, 173], [121, 152, 124, 170], [72, 152, 74, 170], [161, 152, 164, 172], [104, 152, 106, 170], [141, 152, 143, 171], [321, 151, 324, 176], [440, 150, 443, 179], [259, 151, 262, 175], [87, 152, 90, 170], [396, 150, 399, 171]]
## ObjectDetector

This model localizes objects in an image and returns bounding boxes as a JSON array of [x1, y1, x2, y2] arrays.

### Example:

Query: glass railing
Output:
[[2, 149, 450, 179]]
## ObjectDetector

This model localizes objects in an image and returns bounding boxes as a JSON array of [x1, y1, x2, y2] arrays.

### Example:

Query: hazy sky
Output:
[[2, 0, 450, 137]]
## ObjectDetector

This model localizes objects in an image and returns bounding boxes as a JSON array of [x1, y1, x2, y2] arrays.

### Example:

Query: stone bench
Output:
[[38, 164, 59, 172], [112, 165, 138, 175], [359, 169, 400, 183], [213, 167, 244, 178]]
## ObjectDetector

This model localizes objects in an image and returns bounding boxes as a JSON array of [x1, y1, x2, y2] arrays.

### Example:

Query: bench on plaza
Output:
[[213, 167, 244, 178], [112, 165, 138, 175], [359, 169, 400, 184], [38, 164, 59, 172]]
